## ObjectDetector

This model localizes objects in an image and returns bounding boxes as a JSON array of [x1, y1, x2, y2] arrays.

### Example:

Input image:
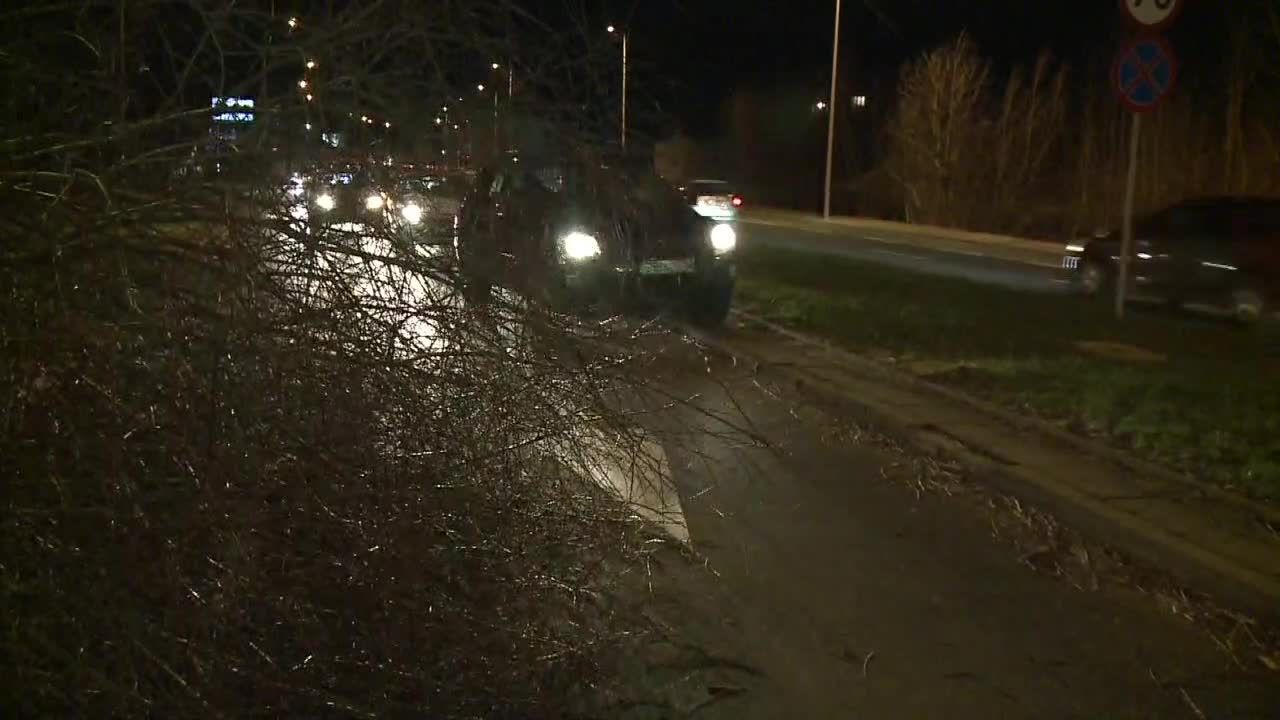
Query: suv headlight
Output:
[[401, 202, 423, 225], [710, 223, 736, 254], [559, 231, 601, 261]]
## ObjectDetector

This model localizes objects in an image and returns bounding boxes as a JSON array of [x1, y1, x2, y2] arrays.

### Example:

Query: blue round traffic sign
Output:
[[1114, 35, 1178, 113]]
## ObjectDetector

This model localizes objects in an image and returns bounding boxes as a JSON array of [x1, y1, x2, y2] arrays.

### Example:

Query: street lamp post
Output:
[[823, 0, 842, 220], [608, 25, 628, 150]]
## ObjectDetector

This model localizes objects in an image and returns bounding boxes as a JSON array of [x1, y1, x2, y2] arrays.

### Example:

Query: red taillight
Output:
[[731, 194, 744, 207]]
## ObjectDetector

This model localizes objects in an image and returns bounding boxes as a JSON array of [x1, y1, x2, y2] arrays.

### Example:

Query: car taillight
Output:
[[731, 194, 744, 208]]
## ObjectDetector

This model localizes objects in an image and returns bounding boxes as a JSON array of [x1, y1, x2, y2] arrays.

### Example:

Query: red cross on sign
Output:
[[1114, 36, 1178, 113]]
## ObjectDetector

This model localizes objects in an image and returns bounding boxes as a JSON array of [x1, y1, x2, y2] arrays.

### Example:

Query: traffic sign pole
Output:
[[1117, 113, 1142, 319], [1111, 30, 1177, 318]]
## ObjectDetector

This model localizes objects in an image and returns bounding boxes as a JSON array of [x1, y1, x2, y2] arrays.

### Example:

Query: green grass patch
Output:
[[736, 246, 1280, 503]]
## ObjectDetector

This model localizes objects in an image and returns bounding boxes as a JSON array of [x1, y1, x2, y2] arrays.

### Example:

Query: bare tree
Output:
[[887, 34, 990, 227], [0, 2, 728, 716]]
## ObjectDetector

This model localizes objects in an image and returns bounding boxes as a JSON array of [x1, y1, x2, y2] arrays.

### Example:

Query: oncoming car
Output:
[[289, 167, 437, 241], [456, 159, 737, 326]]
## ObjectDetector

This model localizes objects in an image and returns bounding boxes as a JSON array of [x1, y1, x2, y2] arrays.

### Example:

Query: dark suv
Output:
[[1063, 196, 1280, 321], [456, 159, 737, 326]]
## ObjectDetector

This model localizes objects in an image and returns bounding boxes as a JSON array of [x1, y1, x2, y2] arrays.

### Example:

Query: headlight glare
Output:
[[364, 194, 385, 211], [401, 202, 423, 225], [560, 231, 601, 261], [710, 223, 736, 253], [315, 192, 336, 211]]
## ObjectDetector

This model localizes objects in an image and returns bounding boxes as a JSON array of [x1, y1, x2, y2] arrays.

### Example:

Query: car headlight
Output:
[[559, 231, 601, 261], [401, 202, 423, 225], [710, 223, 736, 254], [364, 194, 385, 211], [315, 192, 336, 211]]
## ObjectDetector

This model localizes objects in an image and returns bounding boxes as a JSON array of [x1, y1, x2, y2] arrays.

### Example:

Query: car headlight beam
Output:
[[559, 231, 601, 261], [401, 202, 423, 225], [315, 192, 336, 211], [710, 223, 736, 254]]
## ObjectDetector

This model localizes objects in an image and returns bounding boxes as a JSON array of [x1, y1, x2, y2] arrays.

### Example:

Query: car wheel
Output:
[[1230, 285, 1266, 324], [1079, 259, 1109, 298], [687, 275, 734, 328]]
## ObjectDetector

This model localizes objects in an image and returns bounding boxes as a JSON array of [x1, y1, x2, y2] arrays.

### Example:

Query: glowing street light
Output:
[[306, 59, 317, 69], [287, 17, 298, 29], [360, 115, 368, 122], [305, 93, 313, 102], [297, 79, 308, 89], [435, 117, 443, 125], [384, 121, 391, 128], [815, 100, 827, 110], [491, 62, 500, 70], [477, 83, 485, 92]]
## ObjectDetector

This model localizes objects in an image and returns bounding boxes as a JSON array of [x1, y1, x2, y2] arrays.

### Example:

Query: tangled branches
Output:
[[2, 1, 681, 716]]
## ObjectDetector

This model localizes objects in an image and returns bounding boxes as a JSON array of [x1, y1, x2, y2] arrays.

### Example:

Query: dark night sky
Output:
[[610, 0, 1240, 137]]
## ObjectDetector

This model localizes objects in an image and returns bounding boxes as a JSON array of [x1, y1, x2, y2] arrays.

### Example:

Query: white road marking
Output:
[[869, 247, 928, 261]]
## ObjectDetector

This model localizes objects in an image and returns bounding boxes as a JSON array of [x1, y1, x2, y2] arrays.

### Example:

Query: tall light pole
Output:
[[823, 0, 842, 219], [491, 62, 514, 152], [608, 25, 628, 150]]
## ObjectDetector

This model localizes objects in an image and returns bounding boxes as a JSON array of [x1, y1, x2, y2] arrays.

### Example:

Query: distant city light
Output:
[[304, 123, 312, 130], [305, 93, 313, 101], [287, 17, 298, 28], [491, 62, 500, 70], [297, 79, 307, 89], [435, 117, 443, 125], [477, 83, 485, 92], [852, 95, 868, 107], [360, 115, 368, 122], [607, 25, 616, 33], [306, 59, 317, 69], [384, 121, 391, 128], [815, 100, 827, 110]]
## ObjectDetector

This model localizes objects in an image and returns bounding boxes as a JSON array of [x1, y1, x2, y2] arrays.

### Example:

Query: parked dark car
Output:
[[1062, 196, 1280, 321], [455, 159, 737, 326]]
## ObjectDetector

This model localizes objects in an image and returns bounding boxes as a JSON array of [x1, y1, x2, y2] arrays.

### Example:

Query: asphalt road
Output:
[[740, 221, 1065, 293], [626, 348, 1279, 718]]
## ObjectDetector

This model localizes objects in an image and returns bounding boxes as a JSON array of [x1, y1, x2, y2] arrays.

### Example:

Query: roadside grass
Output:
[[735, 246, 1280, 503]]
